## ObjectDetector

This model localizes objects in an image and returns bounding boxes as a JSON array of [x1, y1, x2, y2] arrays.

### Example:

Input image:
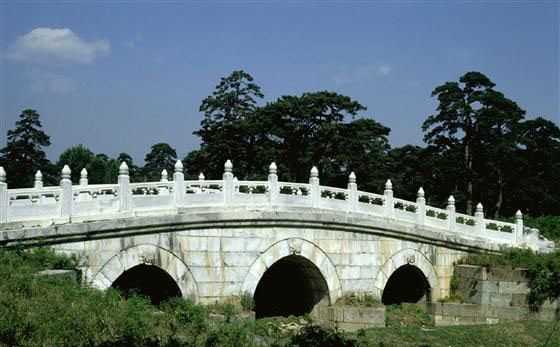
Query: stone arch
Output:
[[241, 238, 343, 304], [90, 244, 199, 302], [375, 248, 439, 302]]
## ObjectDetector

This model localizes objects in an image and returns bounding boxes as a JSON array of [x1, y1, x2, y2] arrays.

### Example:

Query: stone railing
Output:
[[0, 160, 553, 252]]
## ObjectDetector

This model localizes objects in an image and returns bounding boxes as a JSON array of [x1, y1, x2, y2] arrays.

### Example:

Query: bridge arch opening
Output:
[[111, 264, 182, 305], [382, 264, 431, 305], [254, 255, 329, 318]]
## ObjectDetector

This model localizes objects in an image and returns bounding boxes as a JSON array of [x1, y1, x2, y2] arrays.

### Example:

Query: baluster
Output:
[[447, 195, 456, 232], [0, 167, 6, 222], [475, 203, 484, 233]]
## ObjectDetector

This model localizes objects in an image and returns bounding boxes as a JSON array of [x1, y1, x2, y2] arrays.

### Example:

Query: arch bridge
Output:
[[0, 160, 553, 317]]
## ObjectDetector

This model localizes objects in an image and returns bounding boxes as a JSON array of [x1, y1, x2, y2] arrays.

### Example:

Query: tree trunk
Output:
[[465, 143, 473, 215], [494, 170, 503, 219]]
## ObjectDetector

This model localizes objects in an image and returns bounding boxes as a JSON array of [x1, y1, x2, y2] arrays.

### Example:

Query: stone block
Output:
[[454, 265, 486, 280], [35, 269, 79, 282], [489, 293, 512, 307], [511, 294, 528, 307], [342, 307, 385, 324], [434, 315, 477, 326], [426, 303, 443, 315], [338, 266, 361, 279], [511, 268, 530, 283], [498, 281, 529, 295], [478, 280, 500, 293], [487, 267, 515, 282], [442, 303, 483, 317], [467, 291, 490, 305], [493, 306, 529, 320], [336, 322, 365, 332], [223, 252, 259, 267]]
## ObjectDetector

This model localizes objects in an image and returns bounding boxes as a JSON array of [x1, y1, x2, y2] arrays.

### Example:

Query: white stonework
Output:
[[0, 160, 555, 305]]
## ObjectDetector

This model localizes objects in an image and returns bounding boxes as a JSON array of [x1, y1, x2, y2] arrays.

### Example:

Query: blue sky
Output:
[[1, 1, 558, 165]]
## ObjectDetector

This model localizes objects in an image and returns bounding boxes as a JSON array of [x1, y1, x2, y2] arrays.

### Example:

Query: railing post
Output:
[[0, 167, 7, 223], [515, 210, 524, 245], [173, 160, 184, 206], [223, 160, 234, 204], [118, 162, 131, 212], [60, 165, 72, 218], [34, 170, 43, 189], [347, 172, 357, 212], [447, 195, 456, 232], [268, 162, 278, 205], [309, 166, 320, 208], [416, 187, 425, 225], [384, 179, 394, 218], [475, 203, 484, 233], [79, 168, 88, 186]]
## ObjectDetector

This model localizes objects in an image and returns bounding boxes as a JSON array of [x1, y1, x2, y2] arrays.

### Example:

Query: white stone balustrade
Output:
[[0, 161, 553, 252]]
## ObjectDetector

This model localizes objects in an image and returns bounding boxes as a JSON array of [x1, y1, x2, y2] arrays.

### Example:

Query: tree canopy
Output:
[[1, 71, 558, 220]]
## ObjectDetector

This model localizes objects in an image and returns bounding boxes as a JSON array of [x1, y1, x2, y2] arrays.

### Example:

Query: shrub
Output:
[[240, 291, 255, 312], [288, 324, 357, 347]]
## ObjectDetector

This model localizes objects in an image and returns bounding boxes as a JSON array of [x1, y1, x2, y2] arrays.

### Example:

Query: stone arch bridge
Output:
[[0, 161, 552, 316]]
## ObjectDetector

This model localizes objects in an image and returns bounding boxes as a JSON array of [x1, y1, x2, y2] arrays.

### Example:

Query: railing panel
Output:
[[185, 180, 223, 195], [394, 208, 416, 223], [7, 187, 62, 221]]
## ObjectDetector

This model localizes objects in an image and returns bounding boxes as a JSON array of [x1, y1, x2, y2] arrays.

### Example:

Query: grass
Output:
[[1, 247, 559, 347], [335, 293, 383, 307], [385, 303, 434, 328], [354, 320, 559, 347]]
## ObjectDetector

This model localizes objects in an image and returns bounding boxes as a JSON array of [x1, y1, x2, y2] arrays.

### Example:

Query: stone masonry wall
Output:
[[52, 224, 467, 305], [428, 264, 559, 325]]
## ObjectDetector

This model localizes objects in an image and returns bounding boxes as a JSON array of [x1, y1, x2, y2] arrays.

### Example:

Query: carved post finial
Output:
[[119, 161, 129, 176], [417, 187, 425, 198], [385, 179, 392, 191], [61, 165, 71, 180], [269, 162, 277, 175], [476, 202, 483, 213], [174, 160, 183, 173], [224, 159, 233, 173], [161, 169, 168, 182], [448, 195, 455, 206], [0, 167, 5, 183], [310, 166, 319, 178], [35, 170, 43, 189], [79, 168, 88, 186], [349, 171, 356, 184], [516, 210, 522, 220], [198, 172, 205, 181]]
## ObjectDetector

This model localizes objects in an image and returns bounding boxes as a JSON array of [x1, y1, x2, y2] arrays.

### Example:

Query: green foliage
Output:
[[459, 249, 560, 309], [286, 324, 358, 347], [143, 143, 177, 182], [0, 109, 56, 188], [57, 145, 119, 184], [384, 304, 433, 328], [355, 320, 558, 347], [336, 293, 381, 307], [240, 291, 255, 312]]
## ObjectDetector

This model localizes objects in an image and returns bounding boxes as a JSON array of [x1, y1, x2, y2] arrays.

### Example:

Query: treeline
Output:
[[0, 71, 558, 218]]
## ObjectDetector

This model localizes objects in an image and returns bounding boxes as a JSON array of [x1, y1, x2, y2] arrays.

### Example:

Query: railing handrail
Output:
[[0, 161, 552, 252]]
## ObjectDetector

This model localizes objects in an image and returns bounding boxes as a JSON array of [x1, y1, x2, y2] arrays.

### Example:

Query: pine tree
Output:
[[0, 109, 55, 188]]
